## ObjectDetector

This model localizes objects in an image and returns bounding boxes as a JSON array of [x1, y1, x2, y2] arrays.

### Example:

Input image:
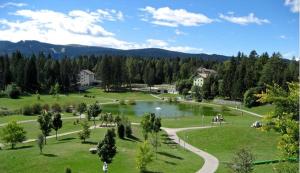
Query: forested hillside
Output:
[[0, 50, 298, 102]]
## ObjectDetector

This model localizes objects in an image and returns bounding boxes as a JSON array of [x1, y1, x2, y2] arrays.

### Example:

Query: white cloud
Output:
[[143, 39, 202, 53], [164, 46, 202, 53], [279, 35, 287, 39], [174, 29, 187, 35], [282, 51, 298, 59], [219, 13, 270, 25], [0, 2, 27, 8], [0, 9, 201, 53], [140, 6, 213, 27], [285, 0, 300, 13], [0, 9, 132, 48], [146, 39, 168, 47]]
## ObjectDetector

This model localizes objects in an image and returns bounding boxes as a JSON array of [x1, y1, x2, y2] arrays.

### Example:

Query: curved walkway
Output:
[[162, 126, 219, 173]]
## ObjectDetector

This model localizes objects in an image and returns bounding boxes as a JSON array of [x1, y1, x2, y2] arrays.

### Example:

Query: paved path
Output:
[[162, 126, 219, 173], [150, 94, 162, 100]]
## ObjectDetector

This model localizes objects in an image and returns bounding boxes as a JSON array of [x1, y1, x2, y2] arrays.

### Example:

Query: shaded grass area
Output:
[[0, 125, 203, 173]]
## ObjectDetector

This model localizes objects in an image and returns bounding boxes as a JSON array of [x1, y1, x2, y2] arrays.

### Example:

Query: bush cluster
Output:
[[127, 99, 136, 105], [83, 94, 95, 98], [5, 84, 21, 99]]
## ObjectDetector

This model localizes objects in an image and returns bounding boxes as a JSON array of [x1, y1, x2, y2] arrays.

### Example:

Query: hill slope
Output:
[[0, 40, 230, 61]]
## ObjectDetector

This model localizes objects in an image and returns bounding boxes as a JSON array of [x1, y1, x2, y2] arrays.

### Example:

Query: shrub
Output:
[[22, 105, 33, 115], [51, 103, 62, 113], [32, 103, 42, 114], [136, 141, 153, 172], [227, 148, 255, 173], [0, 91, 6, 98], [244, 87, 264, 108], [65, 168, 72, 173], [125, 123, 132, 137], [5, 84, 21, 99], [172, 97, 178, 103], [117, 124, 125, 139], [119, 99, 126, 105], [0, 110, 19, 116], [64, 104, 74, 113], [127, 99, 136, 105], [42, 104, 50, 111]]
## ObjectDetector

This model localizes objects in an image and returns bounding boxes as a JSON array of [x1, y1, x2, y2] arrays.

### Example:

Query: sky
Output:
[[0, 0, 299, 59]]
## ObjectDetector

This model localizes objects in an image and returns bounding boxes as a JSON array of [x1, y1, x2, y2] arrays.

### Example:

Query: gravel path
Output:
[[162, 126, 219, 173]]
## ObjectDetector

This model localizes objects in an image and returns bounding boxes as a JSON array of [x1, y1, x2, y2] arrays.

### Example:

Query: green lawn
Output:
[[177, 120, 292, 173], [204, 100, 275, 116], [242, 104, 275, 116], [0, 88, 157, 111], [0, 125, 203, 173], [0, 89, 285, 173]]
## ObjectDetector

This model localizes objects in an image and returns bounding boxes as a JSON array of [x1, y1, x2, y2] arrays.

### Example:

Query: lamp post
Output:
[[103, 162, 108, 173]]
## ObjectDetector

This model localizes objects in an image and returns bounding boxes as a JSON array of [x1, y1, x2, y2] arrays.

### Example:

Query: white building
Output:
[[78, 70, 95, 86], [193, 67, 217, 87]]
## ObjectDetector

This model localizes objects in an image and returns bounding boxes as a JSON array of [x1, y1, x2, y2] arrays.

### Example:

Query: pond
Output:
[[102, 101, 223, 117]]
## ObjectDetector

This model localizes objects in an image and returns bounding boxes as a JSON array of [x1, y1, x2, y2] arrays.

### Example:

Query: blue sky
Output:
[[0, 0, 298, 59]]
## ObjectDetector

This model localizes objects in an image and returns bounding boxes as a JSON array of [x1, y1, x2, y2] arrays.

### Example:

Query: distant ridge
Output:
[[0, 40, 230, 61]]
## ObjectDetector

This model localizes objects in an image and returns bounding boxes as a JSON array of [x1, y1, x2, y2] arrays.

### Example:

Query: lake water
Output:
[[102, 101, 220, 117]]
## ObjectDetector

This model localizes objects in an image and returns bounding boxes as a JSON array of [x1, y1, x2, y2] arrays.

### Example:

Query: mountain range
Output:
[[0, 40, 230, 61]]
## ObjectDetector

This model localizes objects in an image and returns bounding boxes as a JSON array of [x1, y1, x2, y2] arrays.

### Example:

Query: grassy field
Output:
[[204, 100, 275, 116], [0, 88, 284, 173], [177, 118, 298, 173], [0, 88, 157, 111], [0, 125, 203, 173]]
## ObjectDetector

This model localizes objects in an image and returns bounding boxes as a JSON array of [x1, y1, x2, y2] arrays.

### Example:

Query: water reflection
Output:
[[102, 102, 219, 117]]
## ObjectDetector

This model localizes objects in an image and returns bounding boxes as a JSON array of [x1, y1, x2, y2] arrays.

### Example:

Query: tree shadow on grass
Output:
[[128, 135, 141, 142], [9, 145, 33, 150], [82, 141, 98, 145], [157, 151, 183, 160], [143, 171, 162, 173], [164, 160, 177, 165], [59, 137, 76, 141], [43, 153, 57, 157]]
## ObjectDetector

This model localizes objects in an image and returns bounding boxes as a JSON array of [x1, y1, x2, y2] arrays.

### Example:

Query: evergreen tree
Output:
[[97, 129, 117, 163], [98, 57, 112, 91], [52, 113, 62, 140], [143, 62, 155, 91]]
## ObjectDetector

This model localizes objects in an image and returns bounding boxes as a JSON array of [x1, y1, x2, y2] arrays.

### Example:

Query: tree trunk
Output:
[[156, 132, 158, 159], [93, 117, 96, 127], [56, 130, 58, 140], [44, 136, 47, 145]]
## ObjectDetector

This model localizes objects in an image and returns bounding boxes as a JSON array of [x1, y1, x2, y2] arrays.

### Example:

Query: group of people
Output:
[[212, 114, 224, 123]]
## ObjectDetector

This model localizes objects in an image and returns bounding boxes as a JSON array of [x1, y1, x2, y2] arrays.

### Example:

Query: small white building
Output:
[[78, 70, 95, 86], [193, 67, 217, 87]]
